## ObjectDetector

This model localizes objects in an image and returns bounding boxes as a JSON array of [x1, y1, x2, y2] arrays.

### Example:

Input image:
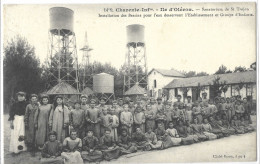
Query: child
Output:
[[100, 108, 112, 137], [155, 109, 167, 129], [120, 104, 134, 136], [81, 130, 103, 162], [225, 98, 233, 122], [25, 94, 39, 156], [40, 131, 64, 164], [35, 94, 53, 149], [70, 101, 85, 139], [165, 122, 182, 146], [155, 123, 174, 149], [86, 99, 102, 139], [110, 108, 119, 142], [61, 130, 83, 164], [176, 120, 196, 145], [164, 101, 174, 129], [117, 128, 137, 154], [201, 118, 217, 140], [145, 127, 162, 150], [240, 116, 254, 133], [221, 114, 236, 135], [9, 91, 28, 154], [190, 118, 207, 141], [132, 127, 149, 151], [49, 95, 70, 143], [231, 115, 245, 134], [134, 106, 146, 133], [192, 101, 203, 124], [185, 96, 193, 109], [235, 100, 245, 118], [144, 104, 156, 131], [100, 128, 121, 161]]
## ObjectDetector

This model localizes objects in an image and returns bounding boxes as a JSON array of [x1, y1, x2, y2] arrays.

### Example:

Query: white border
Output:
[[1, 1, 259, 164]]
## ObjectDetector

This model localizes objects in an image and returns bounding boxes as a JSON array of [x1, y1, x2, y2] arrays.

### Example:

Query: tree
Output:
[[234, 66, 247, 73], [3, 35, 44, 106], [196, 72, 209, 77], [215, 65, 228, 74]]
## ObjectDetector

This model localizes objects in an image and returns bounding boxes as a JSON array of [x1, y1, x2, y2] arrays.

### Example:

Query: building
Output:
[[164, 71, 256, 102], [148, 68, 185, 98]]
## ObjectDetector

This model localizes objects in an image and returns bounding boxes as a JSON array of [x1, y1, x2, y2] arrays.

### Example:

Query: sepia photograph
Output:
[[1, 1, 258, 164]]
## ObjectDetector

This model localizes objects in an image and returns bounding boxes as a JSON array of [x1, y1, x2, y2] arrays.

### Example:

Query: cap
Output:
[[16, 91, 26, 97], [112, 100, 117, 104], [157, 97, 162, 100], [167, 100, 172, 104], [80, 94, 88, 99], [41, 94, 49, 100], [202, 92, 207, 95], [30, 94, 38, 99], [187, 96, 191, 99], [55, 95, 63, 99], [90, 99, 96, 103]]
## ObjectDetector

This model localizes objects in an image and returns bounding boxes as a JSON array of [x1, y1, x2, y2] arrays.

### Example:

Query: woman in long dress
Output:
[[49, 95, 70, 143], [35, 95, 53, 149], [9, 91, 28, 154]]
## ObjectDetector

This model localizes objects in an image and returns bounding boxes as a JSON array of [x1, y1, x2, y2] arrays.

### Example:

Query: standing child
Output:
[[110, 108, 119, 142], [144, 104, 156, 131], [235, 100, 245, 118], [61, 130, 83, 164], [9, 91, 28, 154], [25, 94, 39, 156], [134, 106, 146, 133], [100, 108, 112, 137], [120, 104, 134, 136], [164, 101, 174, 129], [49, 95, 70, 143], [35, 95, 53, 150], [192, 101, 203, 124], [40, 131, 64, 164], [70, 101, 85, 139]]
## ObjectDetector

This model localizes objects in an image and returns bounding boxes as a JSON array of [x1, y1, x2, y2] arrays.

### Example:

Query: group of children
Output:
[[8, 91, 255, 163]]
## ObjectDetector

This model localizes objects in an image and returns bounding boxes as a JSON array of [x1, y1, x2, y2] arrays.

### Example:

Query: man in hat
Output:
[[86, 99, 101, 138]]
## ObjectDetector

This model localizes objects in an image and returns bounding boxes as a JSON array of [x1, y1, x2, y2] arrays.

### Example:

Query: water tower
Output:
[[46, 7, 79, 91], [123, 24, 148, 94], [93, 73, 115, 103], [79, 32, 93, 92]]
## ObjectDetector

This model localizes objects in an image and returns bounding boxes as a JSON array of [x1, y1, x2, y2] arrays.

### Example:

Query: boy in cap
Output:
[[70, 101, 85, 139], [25, 94, 39, 156], [9, 91, 28, 154], [86, 99, 101, 138], [134, 106, 146, 133], [144, 104, 156, 131], [41, 131, 63, 164], [120, 103, 134, 136], [110, 100, 121, 119]]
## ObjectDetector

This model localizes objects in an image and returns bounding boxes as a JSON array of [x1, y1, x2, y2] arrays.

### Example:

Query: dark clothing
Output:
[[41, 140, 63, 158], [82, 136, 99, 151], [9, 101, 28, 121]]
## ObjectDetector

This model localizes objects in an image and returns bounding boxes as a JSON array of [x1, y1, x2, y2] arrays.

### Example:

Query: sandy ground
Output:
[[3, 114, 257, 164]]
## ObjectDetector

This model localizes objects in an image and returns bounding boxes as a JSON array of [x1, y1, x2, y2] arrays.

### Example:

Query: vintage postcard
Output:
[[1, 1, 258, 164]]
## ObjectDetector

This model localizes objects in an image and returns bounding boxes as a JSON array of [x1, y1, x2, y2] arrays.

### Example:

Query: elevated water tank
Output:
[[49, 7, 74, 35], [93, 73, 114, 93], [126, 24, 145, 43]]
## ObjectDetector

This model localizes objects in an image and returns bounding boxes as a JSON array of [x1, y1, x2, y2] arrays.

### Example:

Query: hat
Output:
[[202, 92, 207, 95], [80, 94, 88, 99], [157, 97, 162, 100], [30, 94, 38, 99], [118, 98, 123, 101], [41, 94, 49, 100], [177, 95, 182, 97], [112, 100, 117, 104], [90, 99, 96, 103], [167, 100, 172, 104], [74, 101, 81, 105], [100, 97, 106, 102], [16, 91, 26, 96], [48, 131, 57, 136], [55, 95, 63, 99], [187, 96, 191, 99]]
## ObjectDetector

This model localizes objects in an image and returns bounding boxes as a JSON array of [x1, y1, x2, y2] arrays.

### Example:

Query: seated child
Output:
[[145, 127, 162, 150], [117, 128, 137, 154], [41, 131, 64, 164], [81, 130, 103, 162], [100, 128, 121, 161], [190, 118, 207, 141], [132, 127, 150, 151], [221, 114, 236, 135], [240, 116, 254, 133], [201, 118, 217, 140], [230, 115, 245, 134], [61, 130, 83, 164], [165, 122, 182, 146], [155, 123, 174, 149]]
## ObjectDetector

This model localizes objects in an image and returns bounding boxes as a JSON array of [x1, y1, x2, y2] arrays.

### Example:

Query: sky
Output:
[[3, 3, 256, 74]]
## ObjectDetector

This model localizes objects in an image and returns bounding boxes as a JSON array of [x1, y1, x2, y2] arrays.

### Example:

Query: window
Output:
[[154, 80, 157, 88], [246, 84, 253, 96]]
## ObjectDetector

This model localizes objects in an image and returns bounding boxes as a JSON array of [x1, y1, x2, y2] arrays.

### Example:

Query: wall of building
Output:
[[148, 70, 183, 98], [167, 83, 256, 102]]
